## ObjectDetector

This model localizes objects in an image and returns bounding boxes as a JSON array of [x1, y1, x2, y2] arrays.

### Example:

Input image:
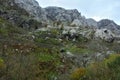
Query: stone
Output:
[[94, 28, 115, 42]]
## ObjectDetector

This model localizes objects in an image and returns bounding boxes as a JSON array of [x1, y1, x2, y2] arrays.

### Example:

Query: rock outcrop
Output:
[[13, 0, 120, 34], [94, 28, 115, 42], [86, 18, 98, 28], [0, 0, 120, 36], [14, 0, 47, 21], [45, 7, 81, 23], [98, 19, 120, 34], [71, 18, 87, 27]]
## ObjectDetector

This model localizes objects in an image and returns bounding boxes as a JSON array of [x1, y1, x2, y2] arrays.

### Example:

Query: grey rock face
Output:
[[71, 18, 98, 28], [14, 0, 47, 21], [71, 18, 87, 27], [14, 0, 120, 34], [94, 28, 115, 42], [45, 7, 81, 22], [86, 18, 98, 28], [98, 19, 120, 34]]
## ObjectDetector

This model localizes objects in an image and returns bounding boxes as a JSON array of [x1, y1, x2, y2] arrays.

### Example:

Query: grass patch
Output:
[[67, 45, 94, 54]]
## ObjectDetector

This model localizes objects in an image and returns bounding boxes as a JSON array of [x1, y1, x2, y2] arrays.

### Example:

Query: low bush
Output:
[[70, 68, 86, 80]]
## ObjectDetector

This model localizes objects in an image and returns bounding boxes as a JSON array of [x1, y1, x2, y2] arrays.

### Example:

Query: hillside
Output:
[[0, 0, 120, 80]]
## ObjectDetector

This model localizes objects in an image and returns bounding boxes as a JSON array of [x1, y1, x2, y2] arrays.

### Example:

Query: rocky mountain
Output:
[[98, 19, 120, 34], [1, 0, 120, 80], [13, 0, 120, 33], [0, 0, 119, 42], [0, 0, 120, 41], [15, 0, 98, 27]]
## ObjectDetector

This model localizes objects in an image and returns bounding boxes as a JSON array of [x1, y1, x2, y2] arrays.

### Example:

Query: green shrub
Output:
[[67, 45, 93, 54], [0, 28, 8, 36], [104, 54, 120, 69], [0, 58, 5, 69], [70, 68, 86, 80], [85, 54, 120, 80], [0, 57, 6, 78]]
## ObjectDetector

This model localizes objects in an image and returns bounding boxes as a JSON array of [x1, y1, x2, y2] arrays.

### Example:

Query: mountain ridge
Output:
[[13, 0, 120, 32]]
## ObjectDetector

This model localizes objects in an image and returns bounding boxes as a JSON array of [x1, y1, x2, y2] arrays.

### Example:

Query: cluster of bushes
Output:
[[70, 54, 120, 80], [70, 68, 86, 80], [0, 45, 63, 80]]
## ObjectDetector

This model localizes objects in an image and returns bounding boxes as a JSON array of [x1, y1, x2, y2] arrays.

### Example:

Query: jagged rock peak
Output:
[[44, 6, 82, 22], [12, 0, 98, 27], [98, 19, 120, 34], [12, 0, 120, 33], [98, 19, 118, 28], [45, 6, 80, 14]]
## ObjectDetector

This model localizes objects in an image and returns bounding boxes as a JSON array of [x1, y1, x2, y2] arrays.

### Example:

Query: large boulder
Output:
[[94, 28, 115, 42], [61, 27, 79, 41]]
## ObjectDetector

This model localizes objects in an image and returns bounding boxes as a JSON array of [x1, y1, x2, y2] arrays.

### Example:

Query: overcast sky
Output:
[[36, 0, 120, 25]]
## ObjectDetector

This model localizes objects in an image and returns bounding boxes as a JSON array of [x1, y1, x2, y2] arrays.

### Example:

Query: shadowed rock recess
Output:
[[0, 0, 120, 80]]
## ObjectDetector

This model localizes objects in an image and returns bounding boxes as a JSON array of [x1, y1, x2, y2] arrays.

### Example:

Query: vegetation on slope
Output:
[[0, 1, 120, 80]]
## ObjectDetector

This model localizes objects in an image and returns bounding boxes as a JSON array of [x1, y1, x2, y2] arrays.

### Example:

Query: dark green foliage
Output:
[[107, 56, 120, 69], [83, 54, 120, 80]]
